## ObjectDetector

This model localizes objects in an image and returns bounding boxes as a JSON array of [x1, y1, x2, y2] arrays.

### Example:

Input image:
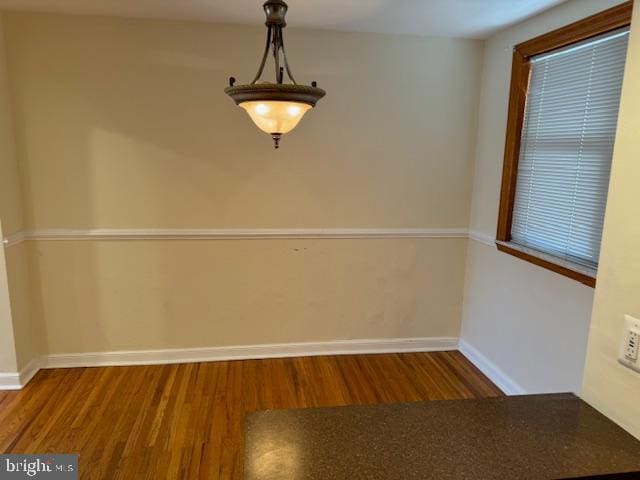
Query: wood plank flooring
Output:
[[0, 351, 502, 479]]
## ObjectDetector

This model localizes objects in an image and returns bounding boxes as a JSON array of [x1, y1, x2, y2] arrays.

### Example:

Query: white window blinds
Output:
[[511, 27, 629, 269]]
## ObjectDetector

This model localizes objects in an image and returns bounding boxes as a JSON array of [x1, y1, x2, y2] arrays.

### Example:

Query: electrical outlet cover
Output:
[[618, 314, 640, 373]]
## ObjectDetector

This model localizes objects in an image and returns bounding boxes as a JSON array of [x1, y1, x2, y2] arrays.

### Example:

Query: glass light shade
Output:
[[240, 101, 312, 134]]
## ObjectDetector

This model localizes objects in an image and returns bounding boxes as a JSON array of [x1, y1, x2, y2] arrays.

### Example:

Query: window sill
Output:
[[495, 241, 596, 288]]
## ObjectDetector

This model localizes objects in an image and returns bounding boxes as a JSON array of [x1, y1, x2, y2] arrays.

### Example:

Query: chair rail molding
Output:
[[3, 227, 471, 246], [467, 230, 495, 247]]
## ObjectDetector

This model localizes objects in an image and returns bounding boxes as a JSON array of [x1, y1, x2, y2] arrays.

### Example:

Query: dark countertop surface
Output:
[[244, 393, 640, 480]]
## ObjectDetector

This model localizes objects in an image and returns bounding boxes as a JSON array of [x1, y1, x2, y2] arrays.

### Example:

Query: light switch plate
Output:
[[619, 314, 640, 373]]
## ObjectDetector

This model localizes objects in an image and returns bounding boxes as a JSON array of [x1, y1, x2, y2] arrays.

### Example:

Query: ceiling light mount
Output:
[[225, 0, 326, 148], [263, 0, 288, 27]]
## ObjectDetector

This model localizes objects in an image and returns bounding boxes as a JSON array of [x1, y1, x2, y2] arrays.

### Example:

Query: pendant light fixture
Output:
[[225, 0, 326, 148]]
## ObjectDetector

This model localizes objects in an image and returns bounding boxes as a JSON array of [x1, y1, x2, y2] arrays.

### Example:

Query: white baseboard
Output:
[[44, 336, 459, 369], [0, 372, 21, 390], [1, 339, 527, 395], [0, 336, 457, 389], [20, 357, 42, 386], [0, 357, 42, 390], [459, 339, 526, 395], [0, 337, 457, 389]]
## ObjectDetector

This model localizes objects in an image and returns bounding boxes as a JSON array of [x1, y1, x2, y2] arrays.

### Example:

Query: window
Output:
[[497, 2, 633, 287]]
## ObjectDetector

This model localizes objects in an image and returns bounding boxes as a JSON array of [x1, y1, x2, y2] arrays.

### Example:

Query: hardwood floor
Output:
[[0, 351, 502, 479]]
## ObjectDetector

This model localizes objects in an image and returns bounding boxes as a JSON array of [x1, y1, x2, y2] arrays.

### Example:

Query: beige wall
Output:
[[582, 2, 640, 440], [0, 13, 22, 237], [5, 242, 41, 369], [30, 239, 466, 353], [1, 13, 482, 355], [0, 14, 18, 373], [461, 0, 625, 393], [0, 224, 18, 373], [5, 13, 481, 230], [0, 13, 39, 372], [462, 241, 595, 393]]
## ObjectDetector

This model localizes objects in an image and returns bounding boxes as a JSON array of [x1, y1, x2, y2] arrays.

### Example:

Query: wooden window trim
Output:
[[496, 1, 634, 289]]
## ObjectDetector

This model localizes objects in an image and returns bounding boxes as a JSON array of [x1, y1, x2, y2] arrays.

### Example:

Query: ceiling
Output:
[[0, 0, 568, 39]]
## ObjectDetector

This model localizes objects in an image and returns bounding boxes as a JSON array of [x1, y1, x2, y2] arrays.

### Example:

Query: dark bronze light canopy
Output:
[[225, 0, 326, 148]]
